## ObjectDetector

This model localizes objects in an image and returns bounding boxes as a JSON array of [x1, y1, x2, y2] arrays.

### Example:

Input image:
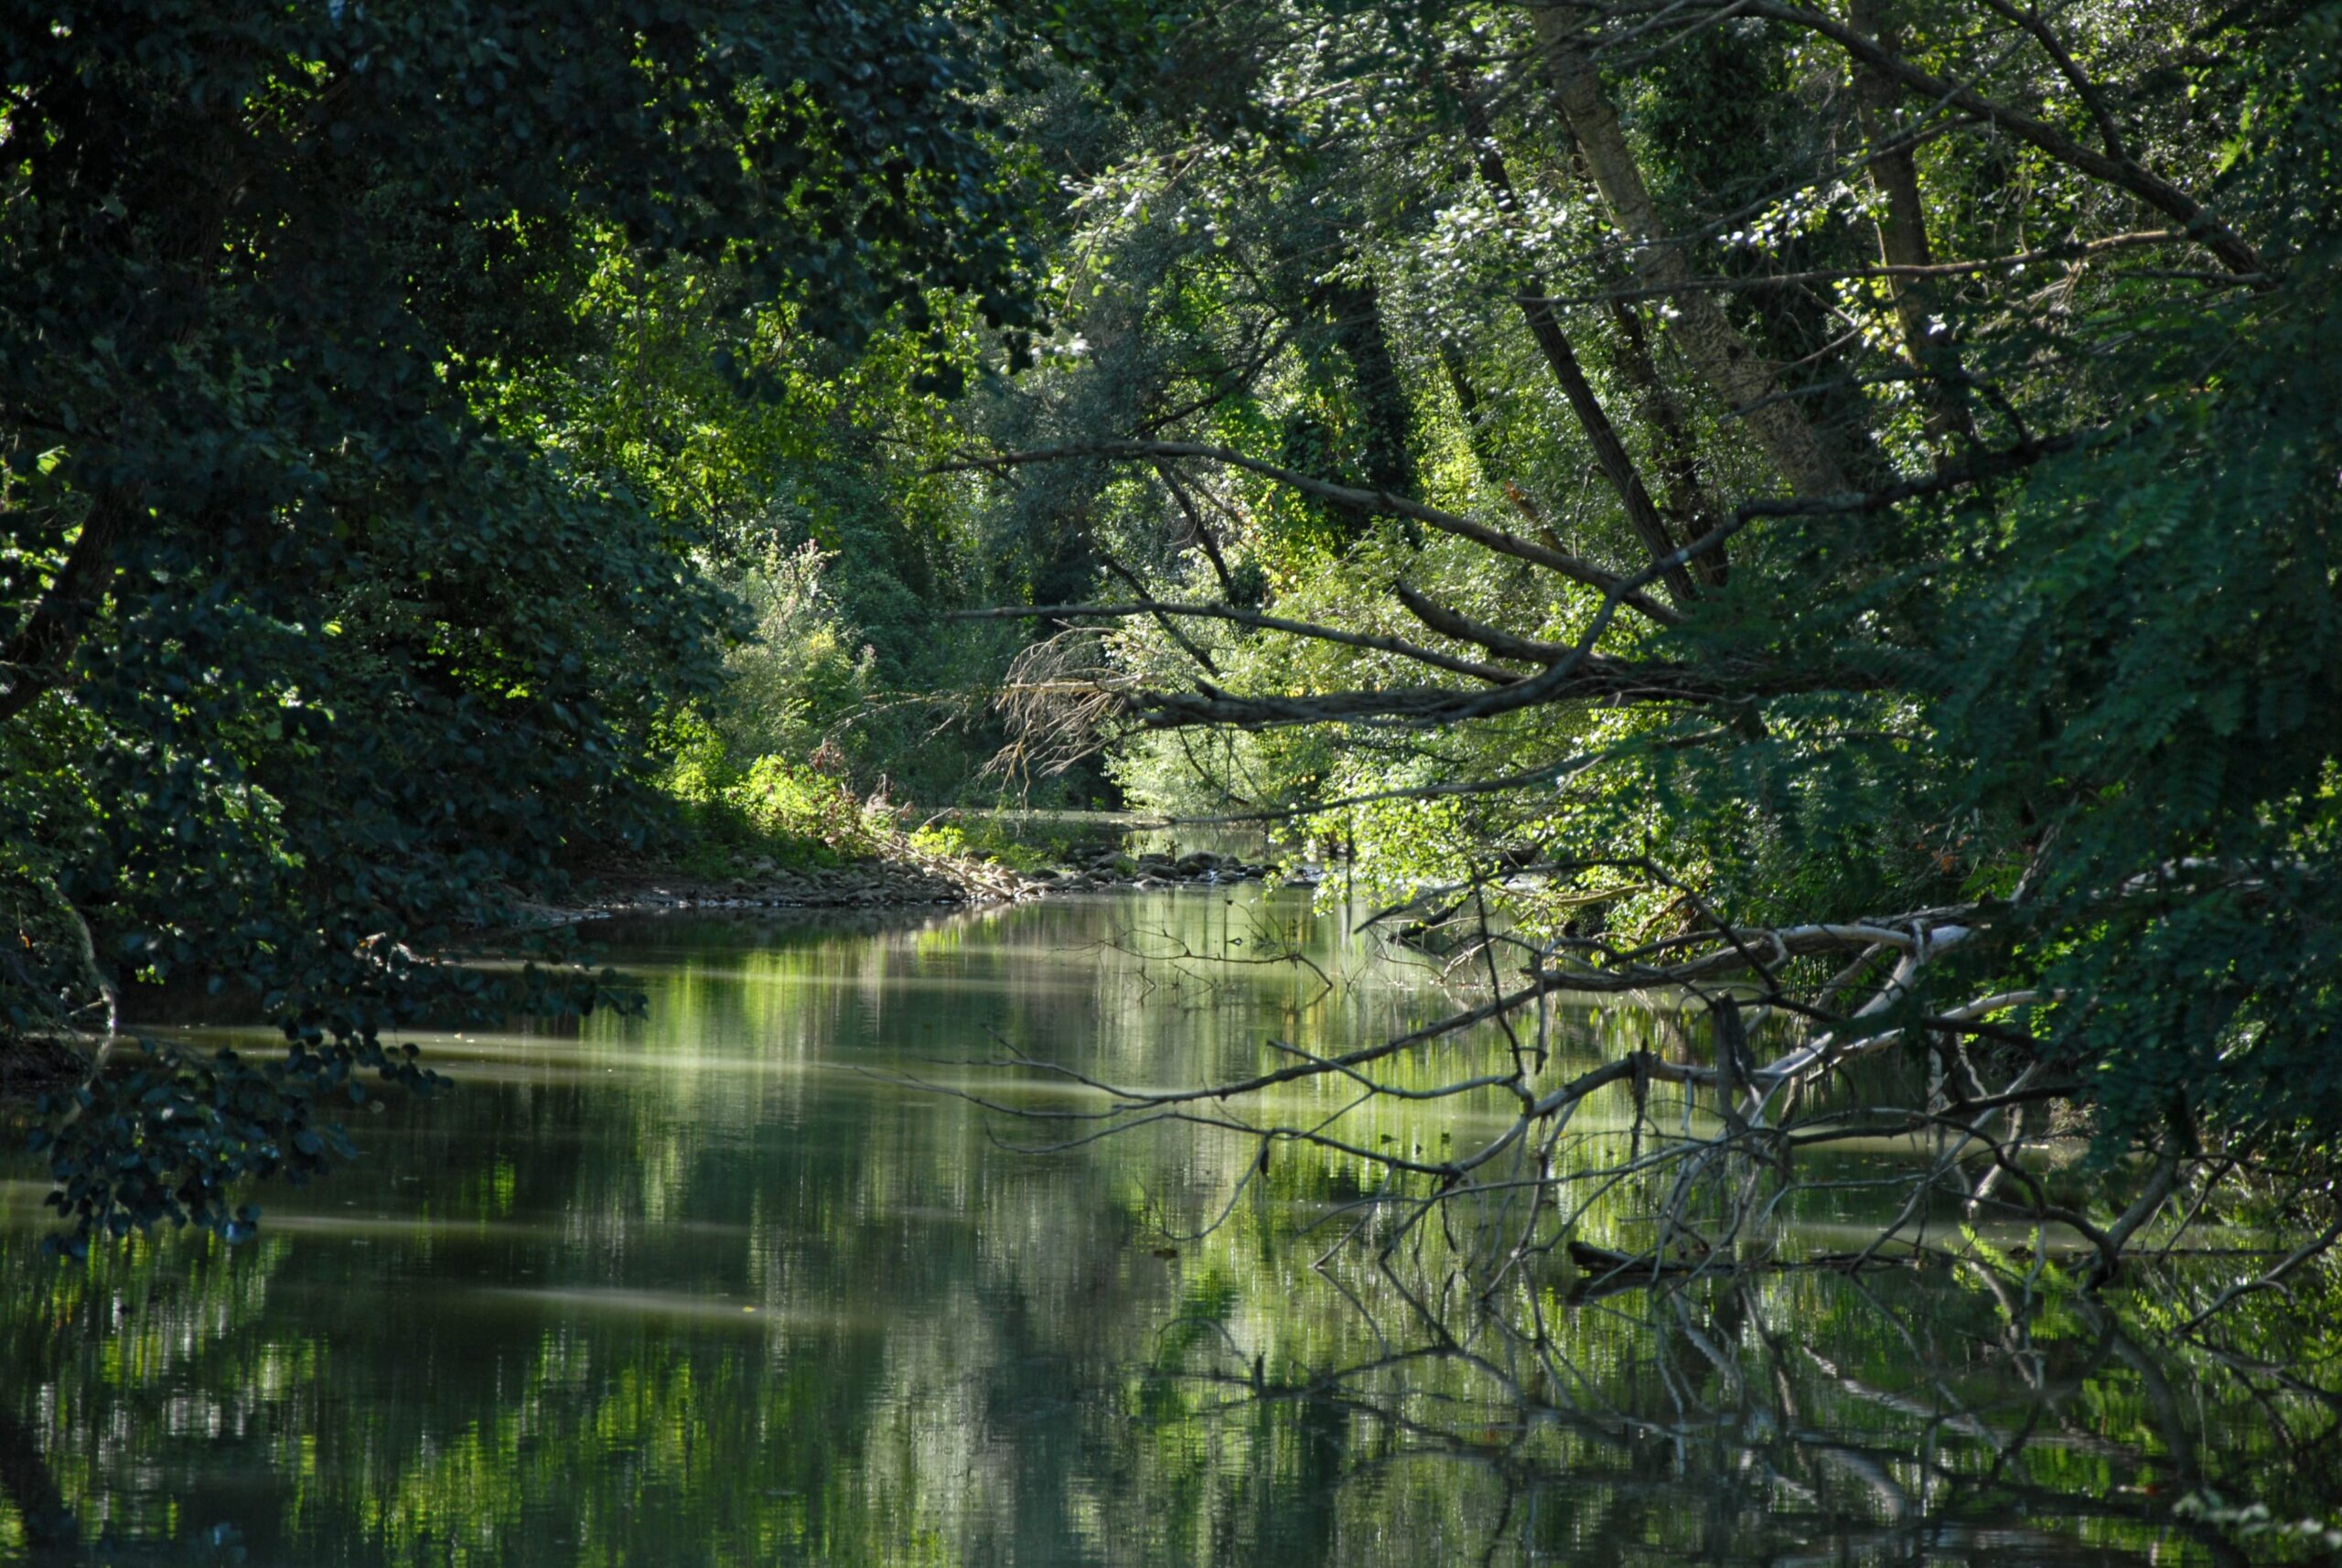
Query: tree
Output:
[[957, 0, 2342, 1284], [0, 0, 1042, 1247]]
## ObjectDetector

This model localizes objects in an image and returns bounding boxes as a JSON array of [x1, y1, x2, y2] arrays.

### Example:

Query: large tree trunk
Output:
[[1531, 13, 1849, 499], [1318, 274, 1418, 502], [1599, 284, 1727, 587], [1850, 0, 1976, 452], [1459, 106, 1698, 605]]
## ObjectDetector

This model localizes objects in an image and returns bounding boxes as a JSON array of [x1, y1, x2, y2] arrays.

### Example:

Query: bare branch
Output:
[[1393, 582, 1569, 667], [1521, 231, 2213, 310], [1971, 0, 2131, 161], [1098, 555, 1219, 676], [954, 597, 1524, 685]]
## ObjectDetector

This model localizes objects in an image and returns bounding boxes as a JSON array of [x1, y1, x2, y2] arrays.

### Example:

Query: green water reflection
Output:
[[1, 889, 2336, 1565]]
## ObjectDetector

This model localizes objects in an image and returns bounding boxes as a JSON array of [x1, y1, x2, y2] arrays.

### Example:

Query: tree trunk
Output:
[[1599, 291, 1728, 586], [1850, 0, 1977, 452], [1531, 13, 1849, 499], [1318, 274, 1418, 502], [1459, 110, 1698, 604]]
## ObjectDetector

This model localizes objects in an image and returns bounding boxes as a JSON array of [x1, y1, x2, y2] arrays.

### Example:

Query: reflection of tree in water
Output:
[[0, 1402, 75, 1552], [13, 1246, 2337, 1564], [932, 888, 2342, 1560], [2, 906, 2337, 1565], [1129, 1249, 2342, 1566], [0, 1230, 296, 1560]]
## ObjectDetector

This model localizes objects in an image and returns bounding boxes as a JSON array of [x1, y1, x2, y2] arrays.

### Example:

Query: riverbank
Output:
[[565, 836, 1297, 917]]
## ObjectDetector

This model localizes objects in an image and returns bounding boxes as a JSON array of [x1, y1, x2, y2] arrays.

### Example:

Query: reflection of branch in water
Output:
[[932, 846, 2339, 1310], [1083, 914, 1342, 1006], [888, 854, 2337, 1567], [1130, 1262, 2332, 1566]]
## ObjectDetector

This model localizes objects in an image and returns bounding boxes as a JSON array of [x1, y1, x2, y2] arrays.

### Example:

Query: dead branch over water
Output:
[[896, 854, 2333, 1310], [915, 0, 2341, 1324]]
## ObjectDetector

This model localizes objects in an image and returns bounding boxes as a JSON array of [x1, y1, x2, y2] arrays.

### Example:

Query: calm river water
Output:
[[1, 887, 2335, 1564]]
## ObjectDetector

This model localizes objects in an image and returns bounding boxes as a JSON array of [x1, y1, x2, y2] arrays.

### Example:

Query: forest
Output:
[[3, 2, 2342, 1545]]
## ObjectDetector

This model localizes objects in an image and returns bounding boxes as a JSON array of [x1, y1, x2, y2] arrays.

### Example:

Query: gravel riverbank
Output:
[[573, 843, 1305, 917]]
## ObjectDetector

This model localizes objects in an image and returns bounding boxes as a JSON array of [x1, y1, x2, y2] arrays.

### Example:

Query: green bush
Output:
[[725, 757, 885, 859], [905, 822, 969, 860], [908, 812, 1080, 873]]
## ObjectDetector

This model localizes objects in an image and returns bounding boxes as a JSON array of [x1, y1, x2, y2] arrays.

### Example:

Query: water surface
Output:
[[1, 889, 2334, 1565]]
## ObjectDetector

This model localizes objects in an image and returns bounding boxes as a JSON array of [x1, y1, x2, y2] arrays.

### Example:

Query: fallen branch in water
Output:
[[885, 845, 2337, 1313]]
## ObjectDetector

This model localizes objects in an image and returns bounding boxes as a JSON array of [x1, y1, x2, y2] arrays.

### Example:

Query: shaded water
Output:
[[0, 889, 2336, 1565]]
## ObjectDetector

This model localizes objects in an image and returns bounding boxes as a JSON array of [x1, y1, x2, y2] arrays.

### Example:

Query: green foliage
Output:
[[653, 726, 913, 873], [951, 0, 2342, 1183], [905, 822, 972, 860], [725, 757, 891, 863], [14, 0, 2342, 1247], [0, 0, 1049, 1244], [906, 814, 1076, 872], [708, 542, 883, 768]]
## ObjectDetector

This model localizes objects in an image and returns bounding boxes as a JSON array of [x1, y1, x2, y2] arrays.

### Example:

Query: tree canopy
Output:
[[943, 0, 2342, 1262], [0, 0, 1047, 1245], [5, 0, 2339, 1269]]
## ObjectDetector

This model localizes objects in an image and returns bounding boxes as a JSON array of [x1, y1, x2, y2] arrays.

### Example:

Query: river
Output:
[[1, 886, 2335, 1564]]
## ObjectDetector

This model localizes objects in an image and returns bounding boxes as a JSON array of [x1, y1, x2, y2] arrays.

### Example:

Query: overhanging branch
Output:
[[939, 439, 1684, 627]]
